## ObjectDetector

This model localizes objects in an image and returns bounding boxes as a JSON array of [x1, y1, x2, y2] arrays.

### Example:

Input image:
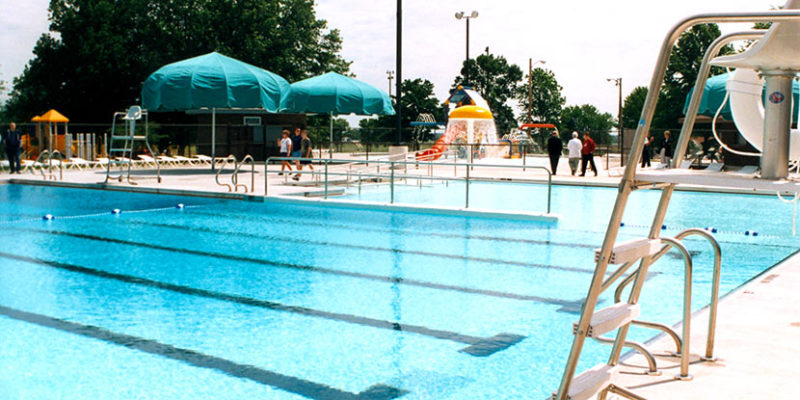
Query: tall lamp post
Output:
[[386, 70, 395, 96], [395, 0, 403, 144], [528, 59, 546, 124], [455, 10, 479, 85], [607, 77, 623, 166]]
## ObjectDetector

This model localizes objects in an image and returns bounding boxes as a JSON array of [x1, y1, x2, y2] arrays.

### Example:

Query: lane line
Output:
[[0, 251, 527, 356], [8, 227, 581, 306], [0, 305, 408, 400], [111, 219, 598, 274]]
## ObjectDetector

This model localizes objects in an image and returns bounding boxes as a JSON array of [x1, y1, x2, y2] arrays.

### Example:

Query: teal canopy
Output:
[[141, 52, 290, 112], [684, 72, 800, 122], [283, 72, 395, 115]]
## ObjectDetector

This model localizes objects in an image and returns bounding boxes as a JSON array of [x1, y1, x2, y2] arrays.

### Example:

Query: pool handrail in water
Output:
[[264, 156, 553, 213]]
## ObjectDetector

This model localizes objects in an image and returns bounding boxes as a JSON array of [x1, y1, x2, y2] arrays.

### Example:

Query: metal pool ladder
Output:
[[552, 9, 800, 400], [105, 106, 161, 185]]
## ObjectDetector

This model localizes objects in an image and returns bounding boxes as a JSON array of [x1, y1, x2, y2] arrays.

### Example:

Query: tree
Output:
[[356, 78, 444, 143], [307, 116, 350, 149], [515, 67, 565, 126], [621, 86, 648, 129], [5, 0, 350, 122], [453, 48, 523, 134], [559, 104, 615, 145], [657, 23, 732, 129]]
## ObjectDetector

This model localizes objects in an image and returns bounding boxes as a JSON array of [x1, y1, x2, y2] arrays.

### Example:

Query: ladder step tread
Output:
[[573, 302, 640, 338], [595, 238, 661, 265], [552, 364, 618, 400]]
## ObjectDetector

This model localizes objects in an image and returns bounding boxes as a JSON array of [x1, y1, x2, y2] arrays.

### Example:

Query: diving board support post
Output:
[[554, 14, 800, 400]]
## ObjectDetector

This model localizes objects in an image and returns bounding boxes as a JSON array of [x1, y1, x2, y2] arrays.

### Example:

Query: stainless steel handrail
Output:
[[593, 336, 660, 375], [232, 154, 255, 193], [264, 157, 553, 213], [214, 155, 236, 192]]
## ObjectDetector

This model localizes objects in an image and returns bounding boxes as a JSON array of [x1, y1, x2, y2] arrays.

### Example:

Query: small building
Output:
[[190, 110, 306, 161]]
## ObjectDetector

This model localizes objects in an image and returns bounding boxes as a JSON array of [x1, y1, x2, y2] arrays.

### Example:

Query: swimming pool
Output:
[[0, 183, 795, 399]]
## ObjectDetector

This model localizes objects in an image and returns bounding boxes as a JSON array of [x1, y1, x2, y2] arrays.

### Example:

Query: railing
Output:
[[609, 228, 722, 378], [31, 150, 64, 181], [264, 157, 553, 214], [232, 154, 255, 193], [214, 155, 237, 192]]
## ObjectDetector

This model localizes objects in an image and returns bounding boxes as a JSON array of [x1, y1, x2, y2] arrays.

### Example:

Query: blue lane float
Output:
[[42, 214, 54, 221], [176, 203, 185, 210], [111, 209, 122, 215]]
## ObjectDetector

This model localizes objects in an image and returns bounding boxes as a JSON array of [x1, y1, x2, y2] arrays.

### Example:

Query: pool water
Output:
[[0, 183, 796, 399]]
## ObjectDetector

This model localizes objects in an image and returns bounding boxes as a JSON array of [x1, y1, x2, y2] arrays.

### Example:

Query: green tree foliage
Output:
[[356, 78, 445, 143], [621, 86, 648, 129], [657, 23, 732, 129], [558, 104, 615, 145], [6, 0, 350, 122], [307, 116, 350, 147], [453, 48, 523, 134], [515, 67, 565, 126]]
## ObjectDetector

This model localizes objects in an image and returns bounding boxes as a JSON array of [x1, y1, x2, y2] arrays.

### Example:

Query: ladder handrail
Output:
[[214, 155, 236, 192], [232, 154, 255, 193]]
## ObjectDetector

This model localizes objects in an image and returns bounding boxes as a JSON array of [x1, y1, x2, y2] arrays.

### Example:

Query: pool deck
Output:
[[3, 153, 800, 399]]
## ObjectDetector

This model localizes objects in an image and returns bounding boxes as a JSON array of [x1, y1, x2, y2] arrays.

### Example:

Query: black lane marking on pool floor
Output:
[[0, 252, 525, 356], [13, 227, 588, 308], [188, 210, 599, 250], [0, 305, 408, 400], [114, 219, 598, 275]]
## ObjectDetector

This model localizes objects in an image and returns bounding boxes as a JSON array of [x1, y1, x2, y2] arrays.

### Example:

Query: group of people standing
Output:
[[547, 130, 598, 176], [641, 130, 674, 168], [278, 128, 313, 180]]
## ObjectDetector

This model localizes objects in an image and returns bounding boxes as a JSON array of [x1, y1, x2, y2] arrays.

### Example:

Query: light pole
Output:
[[455, 10, 479, 85], [528, 59, 546, 124], [386, 70, 395, 96], [607, 77, 623, 166], [396, 0, 402, 144]]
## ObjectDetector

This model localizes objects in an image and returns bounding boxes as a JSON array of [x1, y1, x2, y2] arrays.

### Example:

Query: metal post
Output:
[[547, 171, 551, 214], [264, 158, 269, 197], [329, 111, 334, 159], [528, 59, 533, 124], [618, 79, 624, 166], [465, 163, 470, 208], [465, 18, 470, 84], [523, 144, 527, 171], [324, 160, 329, 199], [211, 108, 217, 171], [761, 73, 793, 179], [395, 0, 402, 144], [390, 161, 395, 204]]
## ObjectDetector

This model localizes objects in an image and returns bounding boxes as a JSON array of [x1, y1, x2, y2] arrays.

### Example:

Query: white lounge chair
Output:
[[68, 157, 99, 171], [193, 154, 213, 165], [172, 155, 197, 166], [157, 155, 181, 167], [137, 155, 159, 168]]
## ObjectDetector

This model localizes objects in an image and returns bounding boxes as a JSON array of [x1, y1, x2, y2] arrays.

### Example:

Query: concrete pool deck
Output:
[[3, 153, 799, 399]]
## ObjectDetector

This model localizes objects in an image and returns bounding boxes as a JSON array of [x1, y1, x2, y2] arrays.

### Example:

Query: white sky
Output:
[[1, 0, 779, 121]]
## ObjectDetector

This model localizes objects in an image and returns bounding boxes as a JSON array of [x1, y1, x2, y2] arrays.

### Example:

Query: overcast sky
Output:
[[1, 0, 779, 121]]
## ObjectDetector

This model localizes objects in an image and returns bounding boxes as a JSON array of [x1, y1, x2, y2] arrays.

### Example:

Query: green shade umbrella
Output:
[[283, 72, 395, 156], [684, 71, 800, 122], [141, 52, 290, 168]]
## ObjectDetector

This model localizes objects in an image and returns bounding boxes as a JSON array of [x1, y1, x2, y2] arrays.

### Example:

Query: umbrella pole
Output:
[[211, 108, 216, 170], [329, 112, 333, 159]]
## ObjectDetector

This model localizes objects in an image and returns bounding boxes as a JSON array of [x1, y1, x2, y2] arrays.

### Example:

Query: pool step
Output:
[[551, 364, 618, 400], [596, 238, 661, 265], [573, 302, 639, 338]]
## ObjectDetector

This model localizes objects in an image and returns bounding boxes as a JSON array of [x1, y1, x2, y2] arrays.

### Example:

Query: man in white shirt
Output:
[[567, 131, 582, 176]]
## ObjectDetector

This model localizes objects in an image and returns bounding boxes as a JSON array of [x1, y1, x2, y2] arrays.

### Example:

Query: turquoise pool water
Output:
[[0, 183, 796, 399]]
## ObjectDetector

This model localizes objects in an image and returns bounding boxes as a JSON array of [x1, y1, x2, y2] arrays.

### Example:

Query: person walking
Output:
[[278, 129, 293, 175], [293, 129, 313, 181], [4, 122, 23, 174], [290, 127, 303, 176], [661, 130, 675, 167], [641, 132, 654, 168], [567, 131, 582, 176], [547, 130, 563, 175], [580, 131, 597, 177]]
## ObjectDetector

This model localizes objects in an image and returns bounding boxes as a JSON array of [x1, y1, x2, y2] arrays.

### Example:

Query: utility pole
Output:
[[607, 77, 623, 166], [528, 59, 546, 124], [396, 0, 402, 144], [455, 11, 478, 85]]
